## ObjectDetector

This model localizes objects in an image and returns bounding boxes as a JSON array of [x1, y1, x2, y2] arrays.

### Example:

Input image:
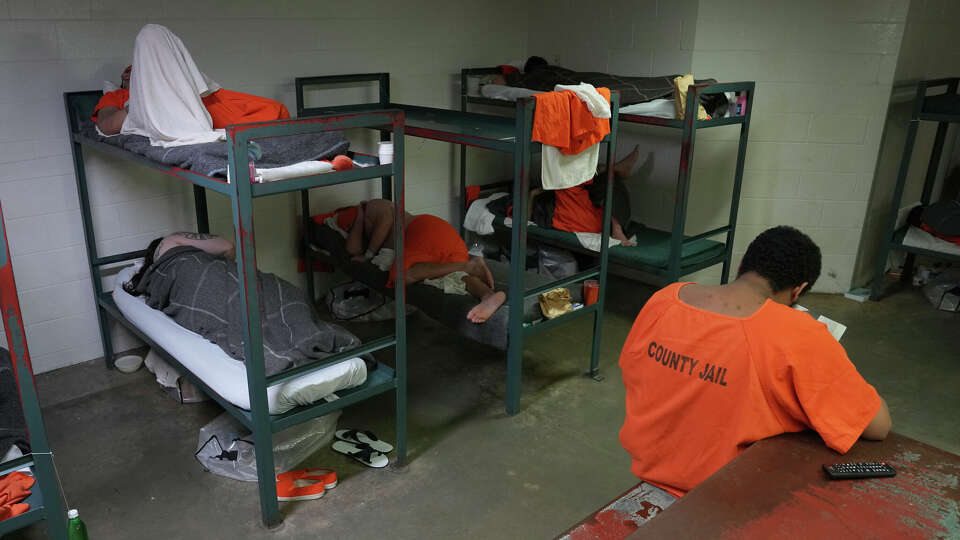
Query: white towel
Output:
[[370, 248, 395, 272], [574, 232, 626, 252], [464, 192, 508, 235], [555, 83, 611, 118], [255, 160, 333, 183], [121, 24, 225, 147]]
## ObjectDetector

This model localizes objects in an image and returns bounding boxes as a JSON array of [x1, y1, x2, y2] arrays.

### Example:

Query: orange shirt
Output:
[[619, 282, 881, 498], [92, 88, 290, 128], [531, 88, 611, 155], [552, 182, 602, 233]]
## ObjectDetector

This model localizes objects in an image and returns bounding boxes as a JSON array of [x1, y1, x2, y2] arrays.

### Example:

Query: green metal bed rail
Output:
[[0, 203, 68, 540], [295, 73, 620, 414], [64, 90, 408, 529], [871, 77, 960, 300]]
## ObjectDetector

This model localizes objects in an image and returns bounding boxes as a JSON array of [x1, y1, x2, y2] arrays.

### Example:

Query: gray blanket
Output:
[[81, 120, 350, 178], [136, 246, 362, 376]]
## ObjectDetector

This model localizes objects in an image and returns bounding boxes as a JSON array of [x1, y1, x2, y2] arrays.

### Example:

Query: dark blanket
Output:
[[0, 348, 29, 457], [505, 66, 728, 115], [135, 246, 363, 376], [81, 120, 350, 178]]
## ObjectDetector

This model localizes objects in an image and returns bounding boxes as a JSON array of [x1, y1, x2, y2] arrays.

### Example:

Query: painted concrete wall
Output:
[[853, 0, 960, 287], [0, 0, 527, 372]]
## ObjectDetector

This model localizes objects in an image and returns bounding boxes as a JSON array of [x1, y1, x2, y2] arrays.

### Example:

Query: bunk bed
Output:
[[0, 204, 68, 540], [460, 67, 756, 284], [64, 90, 408, 528], [295, 73, 619, 415], [871, 78, 960, 300]]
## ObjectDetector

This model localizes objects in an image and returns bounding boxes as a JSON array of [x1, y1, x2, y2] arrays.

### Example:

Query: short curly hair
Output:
[[738, 226, 821, 293]]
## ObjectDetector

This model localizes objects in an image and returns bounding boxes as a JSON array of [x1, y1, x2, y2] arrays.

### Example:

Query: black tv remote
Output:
[[823, 461, 896, 480]]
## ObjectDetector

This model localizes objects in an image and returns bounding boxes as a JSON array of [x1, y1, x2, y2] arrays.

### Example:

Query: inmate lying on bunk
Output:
[[490, 56, 729, 115], [124, 233, 368, 378], [93, 24, 289, 145], [309, 211, 578, 351], [345, 199, 506, 324]]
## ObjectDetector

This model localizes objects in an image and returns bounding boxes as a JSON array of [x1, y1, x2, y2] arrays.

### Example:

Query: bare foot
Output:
[[467, 291, 506, 323], [613, 144, 641, 178], [465, 256, 495, 290]]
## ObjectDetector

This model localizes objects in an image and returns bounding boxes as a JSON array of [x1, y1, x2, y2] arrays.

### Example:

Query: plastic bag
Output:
[[325, 281, 392, 321], [195, 408, 340, 482], [538, 245, 578, 280], [539, 287, 572, 319]]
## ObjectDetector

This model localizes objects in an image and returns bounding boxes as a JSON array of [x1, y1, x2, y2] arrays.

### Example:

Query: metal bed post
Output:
[[667, 90, 701, 283], [193, 185, 209, 234], [721, 83, 755, 284], [379, 73, 393, 201], [504, 98, 535, 415], [588, 92, 620, 379], [301, 189, 316, 302], [871, 82, 926, 300], [0, 205, 68, 540], [227, 130, 280, 528], [391, 116, 408, 462], [65, 110, 116, 369], [459, 70, 468, 234]]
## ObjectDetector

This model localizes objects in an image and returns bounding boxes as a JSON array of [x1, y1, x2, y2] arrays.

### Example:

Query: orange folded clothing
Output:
[[531, 88, 611, 155], [0, 471, 34, 521], [388, 215, 469, 287]]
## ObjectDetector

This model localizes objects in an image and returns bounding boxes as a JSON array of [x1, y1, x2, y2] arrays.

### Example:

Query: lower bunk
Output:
[[307, 220, 583, 352], [104, 264, 399, 436], [467, 193, 727, 280]]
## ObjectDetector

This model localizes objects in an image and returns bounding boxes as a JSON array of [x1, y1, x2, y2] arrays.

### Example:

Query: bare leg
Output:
[[463, 275, 506, 323], [612, 217, 634, 246], [613, 144, 641, 179]]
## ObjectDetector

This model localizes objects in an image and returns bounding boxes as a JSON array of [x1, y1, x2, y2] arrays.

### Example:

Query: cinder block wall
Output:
[[0, 0, 527, 372]]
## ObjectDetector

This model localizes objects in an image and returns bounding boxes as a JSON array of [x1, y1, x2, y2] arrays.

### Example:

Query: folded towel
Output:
[[256, 160, 334, 183]]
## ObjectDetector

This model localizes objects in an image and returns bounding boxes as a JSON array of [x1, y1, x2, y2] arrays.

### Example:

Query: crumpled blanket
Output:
[[135, 246, 363, 376], [81, 120, 349, 178]]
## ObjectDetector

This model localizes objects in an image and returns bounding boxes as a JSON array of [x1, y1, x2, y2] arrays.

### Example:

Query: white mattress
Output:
[[479, 84, 676, 118], [112, 266, 367, 414]]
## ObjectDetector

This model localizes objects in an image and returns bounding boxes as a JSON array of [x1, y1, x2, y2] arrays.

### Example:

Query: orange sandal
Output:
[[276, 468, 338, 501]]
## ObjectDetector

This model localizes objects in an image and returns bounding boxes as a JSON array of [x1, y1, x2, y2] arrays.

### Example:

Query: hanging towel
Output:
[[121, 24, 225, 147], [532, 87, 611, 190], [464, 192, 508, 235], [673, 74, 709, 121]]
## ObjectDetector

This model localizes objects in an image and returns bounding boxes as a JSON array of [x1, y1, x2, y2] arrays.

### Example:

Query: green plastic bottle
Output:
[[66, 509, 89, 540]]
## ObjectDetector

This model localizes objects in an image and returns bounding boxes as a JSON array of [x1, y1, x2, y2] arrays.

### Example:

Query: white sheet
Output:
[[112, 266, 367, 414], [479, 84, 677, 118], [902, 225, 960, 256], [121, 24, 225, 147]]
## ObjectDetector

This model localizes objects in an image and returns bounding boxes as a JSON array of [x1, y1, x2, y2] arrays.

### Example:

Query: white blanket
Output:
[[121, 24, 225, 147], [464, 192, 508, 235]]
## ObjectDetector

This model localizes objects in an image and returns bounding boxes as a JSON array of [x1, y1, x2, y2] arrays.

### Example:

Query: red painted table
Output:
[[563, 432, 960, 539]]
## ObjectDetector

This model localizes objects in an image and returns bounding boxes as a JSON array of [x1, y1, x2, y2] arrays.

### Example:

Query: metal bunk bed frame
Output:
[[0, 204, 68, 540], [460, 68, 755, 284], [63, 91, 408, 528], [871, 77, 960, 300], [295, 73, 619, 415]]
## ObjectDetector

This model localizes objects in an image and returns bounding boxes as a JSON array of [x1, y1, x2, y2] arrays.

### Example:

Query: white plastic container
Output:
[[378, 141, 394, 165]]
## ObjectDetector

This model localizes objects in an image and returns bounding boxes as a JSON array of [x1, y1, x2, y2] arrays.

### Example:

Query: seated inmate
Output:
[[93, 24, 289, 144], [619, 226, 891, 497], [345, 199, 506, 324], [124, 232, 362, 376]]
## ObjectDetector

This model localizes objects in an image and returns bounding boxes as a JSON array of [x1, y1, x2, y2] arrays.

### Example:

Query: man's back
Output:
[[619, 282, 881, 498]]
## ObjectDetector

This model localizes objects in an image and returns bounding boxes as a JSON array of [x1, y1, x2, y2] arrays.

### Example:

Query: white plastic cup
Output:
[[378, 141, 394, 165]]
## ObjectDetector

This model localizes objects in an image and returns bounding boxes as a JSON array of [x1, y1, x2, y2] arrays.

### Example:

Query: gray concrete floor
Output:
[[10, 278, 959, 539]]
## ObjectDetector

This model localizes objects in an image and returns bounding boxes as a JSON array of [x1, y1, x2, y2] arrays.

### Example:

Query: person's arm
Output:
[[167, 232, 235, 259], [96, 106, 127, 135], [345, 205, 366, 259], [860, 397, 892, 440], [364, 202, 395, 256]]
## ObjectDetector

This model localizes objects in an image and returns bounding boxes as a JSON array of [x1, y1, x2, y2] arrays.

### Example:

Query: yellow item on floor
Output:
[[539, 287, 573, 319]]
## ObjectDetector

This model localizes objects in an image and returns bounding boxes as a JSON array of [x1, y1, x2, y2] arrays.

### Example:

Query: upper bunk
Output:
[[909, 77, 960, 123], [295, 73, 620, 153], [63, 90, 403, 199], [460, 67, 755, 129]]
